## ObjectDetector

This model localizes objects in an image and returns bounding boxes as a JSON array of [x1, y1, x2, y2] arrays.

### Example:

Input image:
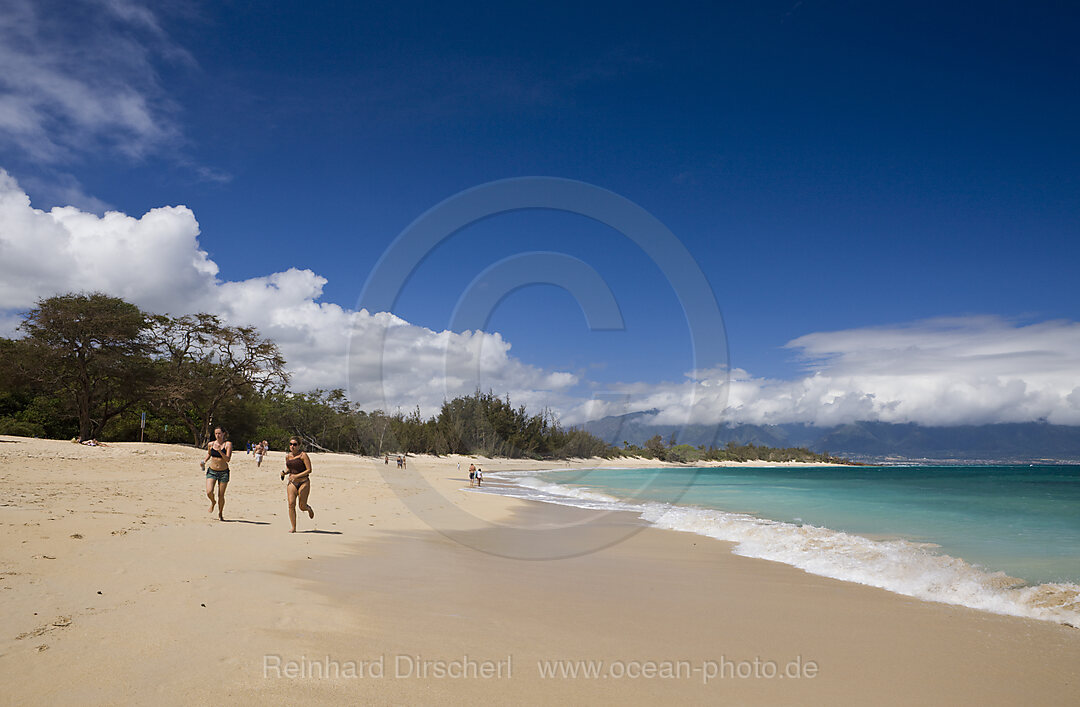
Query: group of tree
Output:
[[0, 293, 852, 464], [625, 434, 854, 465], [0, 293, 287, 447]]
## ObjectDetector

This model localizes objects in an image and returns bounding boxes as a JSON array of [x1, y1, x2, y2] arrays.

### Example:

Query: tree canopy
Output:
[[4, 293, 287, 446], [148, 313, 288, 446], [19, 293, 149, 440]]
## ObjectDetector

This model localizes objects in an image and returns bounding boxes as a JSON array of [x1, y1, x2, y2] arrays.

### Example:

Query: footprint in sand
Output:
[[16, 616, 71, 641]]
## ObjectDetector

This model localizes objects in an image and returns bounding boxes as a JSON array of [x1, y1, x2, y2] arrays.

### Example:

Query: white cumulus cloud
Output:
[[0, 168, 577, 415]]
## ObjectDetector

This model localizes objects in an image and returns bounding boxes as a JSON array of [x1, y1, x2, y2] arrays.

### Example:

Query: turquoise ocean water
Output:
[[481, 465, 1080, 624]]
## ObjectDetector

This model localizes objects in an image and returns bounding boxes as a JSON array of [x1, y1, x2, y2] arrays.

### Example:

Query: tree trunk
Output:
[[77, 389, 91, 441]]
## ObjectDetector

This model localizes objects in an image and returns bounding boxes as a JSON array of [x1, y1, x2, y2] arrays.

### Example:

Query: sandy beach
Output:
[[1, 436, 1077, 705]]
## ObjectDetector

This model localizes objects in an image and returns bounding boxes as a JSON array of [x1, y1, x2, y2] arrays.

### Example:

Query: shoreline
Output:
[[1, 436, 1077, 704], [481, 464, 1080, 626]]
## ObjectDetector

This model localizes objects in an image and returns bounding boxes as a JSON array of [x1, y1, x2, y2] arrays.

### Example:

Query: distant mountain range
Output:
[[581, 411, 1080, 464]]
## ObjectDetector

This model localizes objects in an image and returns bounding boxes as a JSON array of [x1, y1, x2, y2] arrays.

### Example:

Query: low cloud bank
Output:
[[562, 318, 1080, 427]]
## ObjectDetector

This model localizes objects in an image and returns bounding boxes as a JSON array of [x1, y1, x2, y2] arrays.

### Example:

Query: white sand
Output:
[[0, 436, 1077, 705]]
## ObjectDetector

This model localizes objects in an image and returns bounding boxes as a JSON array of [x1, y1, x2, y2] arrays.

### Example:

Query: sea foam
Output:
[[483, 473, 1080, 626]]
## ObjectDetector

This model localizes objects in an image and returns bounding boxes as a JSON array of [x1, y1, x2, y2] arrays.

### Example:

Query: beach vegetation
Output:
[[643, 434, 667, 458], [3, 293, 288, 446], [17, 293, 151, 441], [147, 313, 289, 446]]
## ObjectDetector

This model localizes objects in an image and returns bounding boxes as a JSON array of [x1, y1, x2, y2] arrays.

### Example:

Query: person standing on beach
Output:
[[476, 468, 482, 486], [282, 437, 315, 532], [469, 463, 476, 485], [200, 426, 232, 521], [254, 440, 265, 468]]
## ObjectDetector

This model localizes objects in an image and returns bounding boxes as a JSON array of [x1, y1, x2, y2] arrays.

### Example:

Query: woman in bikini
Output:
[[282, 437, 315, 532], [201, 426, 232, 521]]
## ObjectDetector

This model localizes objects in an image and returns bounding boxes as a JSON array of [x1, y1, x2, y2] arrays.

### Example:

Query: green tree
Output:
[[275, 388, 353, 451], [19, 293, 151, 440], [643, 434, 666, 459], [148, 313, 289, 446]]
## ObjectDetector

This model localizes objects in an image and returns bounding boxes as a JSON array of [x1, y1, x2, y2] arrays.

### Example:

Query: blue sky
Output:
[[1, 0, 1079, 427]]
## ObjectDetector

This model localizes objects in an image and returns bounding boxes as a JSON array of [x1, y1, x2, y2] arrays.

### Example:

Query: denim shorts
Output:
[[206, 467, 230, 483]]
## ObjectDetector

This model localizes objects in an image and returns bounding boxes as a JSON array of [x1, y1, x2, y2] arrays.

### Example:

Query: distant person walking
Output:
[[282, 437, 315, 532], [469, 463, 476, 485], [201, 426, 232, 521], [476, 468, 483, 486]]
